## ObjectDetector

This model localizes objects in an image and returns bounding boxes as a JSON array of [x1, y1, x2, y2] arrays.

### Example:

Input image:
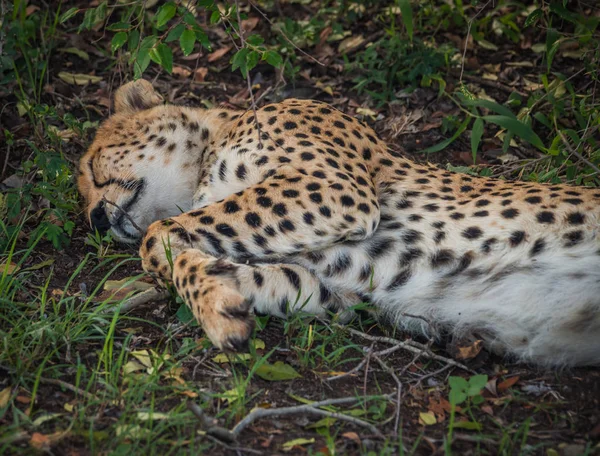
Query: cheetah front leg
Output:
[[172, 249, 356, 350], [140, 166, 380, 279]]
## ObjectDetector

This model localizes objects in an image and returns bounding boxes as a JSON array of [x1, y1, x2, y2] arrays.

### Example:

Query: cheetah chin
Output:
[[78, 79, 600, 367]]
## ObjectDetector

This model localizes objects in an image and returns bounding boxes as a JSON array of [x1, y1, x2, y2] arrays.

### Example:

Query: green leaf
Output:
[[524, 8, 543, 27], [545, 28, 560, 71], [467, 374, 488, 395], [461, 98, 516, 118], [166, 23, 185, 42], [60, 7, 79, 23], [482, 115, 545, 150], [149, 43, 173, 74], [231, 48, 249, 76], [246, 51, 260, 73], [471, 117, 484, 163], [210, 10, 221, 25], [111, 32, 128, 53], [175, 304, 198, 326], [449, 376, 469, 391], [449, 389, 467, 406], [421, 116, 471, 153], [155, 2, 177, 28], [264, 50, 283, 68], [128, 29, 140, 51], [453, 420, 482, 431], [246, 34, 264, 46], [107, 22, 131, 31], [255, 361, 301, 381], [398, 0, 414, 41], [180, 28, 196, 56], [133, 36, 157, 78]]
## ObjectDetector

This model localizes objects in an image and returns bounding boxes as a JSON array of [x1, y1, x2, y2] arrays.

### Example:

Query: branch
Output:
[[103, 287, 170, 314], [232, 395, 394, 438], [337, 325, 477, 374]]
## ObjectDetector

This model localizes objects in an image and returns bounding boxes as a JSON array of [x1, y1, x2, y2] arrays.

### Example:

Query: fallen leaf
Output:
[[497, 376, 520, 392], [306, 416, 336, 429], [179, 390, 198, 398], [194, 67, 208, 82], [16, 395, 30, 404], [212, 353, 252, 363], [282, 437, 315, 451], [255, 361, 301, 381], [342, 431, 361, 444], [455, 339, 483, 360], [453, 420, 482, 431], [32, 413, 63, 427], [63, 402, 74, 412], [58, 72, 102, 85], [419, 411, 437, 426], [58, 47, 90, 61], [356, 107, 377, 118], [137, 412, 170, 421], [0, 262, 19, 274], [29, 433, 50, 450], [26, 5, 40, 15], [207, 46, 232, 62], [253, 338, 266, 350], [0, 387, 11, 407], [338, 35, 364, 54], [172, 66, 191, 78], [241, 17, 259, 34]]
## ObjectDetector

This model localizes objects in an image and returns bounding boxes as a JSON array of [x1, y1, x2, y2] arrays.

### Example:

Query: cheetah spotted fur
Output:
[[78, 80, 600, 366]]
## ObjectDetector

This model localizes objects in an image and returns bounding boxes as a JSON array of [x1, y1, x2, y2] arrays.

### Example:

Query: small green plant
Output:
[[446, 374, 488, 452]]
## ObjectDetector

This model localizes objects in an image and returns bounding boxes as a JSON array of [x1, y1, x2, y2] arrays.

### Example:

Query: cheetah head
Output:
[[78, 80, 200, 243]]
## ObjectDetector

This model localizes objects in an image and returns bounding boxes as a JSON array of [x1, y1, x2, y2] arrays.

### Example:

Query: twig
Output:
[[247, 0, 324, 66], [187, 401, 237, 444], [371, 354, 403, 437], [456, 72, 528, 97], [38, 377, 100, 402], [459, 0, 493, 83], [232, 395, 393, 438], [326, 343, 405, 381], [103, 287, 170, 314], [102, 196, 144, 233], [558, 130, 600, 175], [337, 325, 476, 374]]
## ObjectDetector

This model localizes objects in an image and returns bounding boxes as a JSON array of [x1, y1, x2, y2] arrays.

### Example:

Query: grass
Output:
[[1, 0, 599, 454]]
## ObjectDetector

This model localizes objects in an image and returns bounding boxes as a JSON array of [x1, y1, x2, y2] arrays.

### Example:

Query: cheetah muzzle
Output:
[[78, 79, 600, 367]]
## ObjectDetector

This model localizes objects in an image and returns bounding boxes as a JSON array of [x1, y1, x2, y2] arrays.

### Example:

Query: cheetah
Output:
[[78, 80, 600, 366]]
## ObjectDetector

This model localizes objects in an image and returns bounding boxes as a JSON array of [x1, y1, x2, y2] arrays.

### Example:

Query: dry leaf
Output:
[[0, 387, 11, 407], [455, 339, 483, 360], [419, 411, 437, 426], [58, 72, 102, 85], [342, 431, 361, 444], [338, 35, 364, 54], [30, 433, 50, 450], [497, 376, 520, 392], [207, 46, 232, 62], [194, 67, 208, 82], [16, 395, 30, 404], [172, 66, 192, 78], [241, 17, 259, 34]]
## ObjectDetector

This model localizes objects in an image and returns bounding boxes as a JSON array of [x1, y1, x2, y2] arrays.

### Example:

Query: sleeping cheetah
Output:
[[78, 79, 600, 366]]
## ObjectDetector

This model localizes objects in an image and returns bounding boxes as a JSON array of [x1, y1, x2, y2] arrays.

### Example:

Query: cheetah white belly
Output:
[[299, 224, 600, 367]]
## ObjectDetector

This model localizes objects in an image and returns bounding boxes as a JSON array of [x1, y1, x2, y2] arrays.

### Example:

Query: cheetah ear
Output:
[[113, 79, 164, 114]]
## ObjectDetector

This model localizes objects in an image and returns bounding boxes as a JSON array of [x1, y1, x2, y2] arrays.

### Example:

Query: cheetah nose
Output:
[[90, 202, 111, 234]]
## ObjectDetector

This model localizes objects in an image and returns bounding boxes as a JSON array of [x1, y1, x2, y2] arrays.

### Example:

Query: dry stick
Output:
[[232, 395, 394, 438], [326, 342, 406, 382], [187, 401, 237, 444], [458, 0, 494, 84], [454, 72, 528, 97], [371, 354, 403, 437], [101, 196, 144, 234], [338, 325, 476, 374], [38, 377, 100, 402], [103, 287, 170, 314]]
